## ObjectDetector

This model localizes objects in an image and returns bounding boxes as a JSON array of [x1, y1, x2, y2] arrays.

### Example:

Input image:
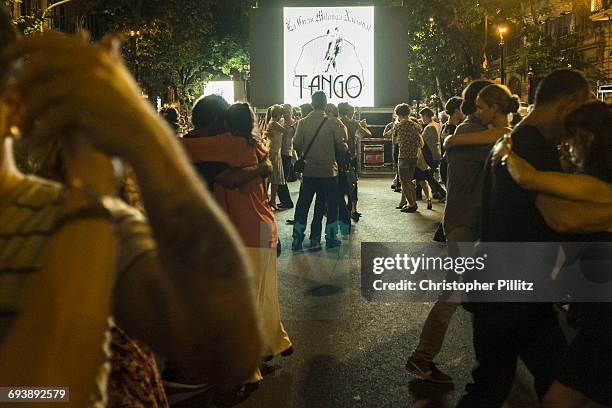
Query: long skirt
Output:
[[244, 247, 292, 382]]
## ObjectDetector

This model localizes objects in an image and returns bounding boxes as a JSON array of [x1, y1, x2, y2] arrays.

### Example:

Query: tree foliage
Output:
[[388, 0, 603, 102], [92, 0, 253, 108], [4, 0, 45, 34], [396, 0, 519, 101]]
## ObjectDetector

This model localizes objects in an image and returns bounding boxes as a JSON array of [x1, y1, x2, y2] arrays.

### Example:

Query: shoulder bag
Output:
[[294, 118, 327, 174]]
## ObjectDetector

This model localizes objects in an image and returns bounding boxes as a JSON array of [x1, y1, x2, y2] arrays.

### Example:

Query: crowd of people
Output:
[[0, 4, 611, 407], [233, 93, 371, 251], [406, 72, 612, 408]]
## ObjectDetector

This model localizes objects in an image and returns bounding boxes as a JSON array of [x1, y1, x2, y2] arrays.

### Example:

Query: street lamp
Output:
[[498, 25, 508, 85], [41, 0, 76, 31], [129, 29, 142, 85]]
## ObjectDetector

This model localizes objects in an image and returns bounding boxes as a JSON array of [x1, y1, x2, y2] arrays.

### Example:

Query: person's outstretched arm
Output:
[[216, 158, 273, 188], [536, 195, 612, 233], [509, 161, 612, 203], [268, 120, 287, 134], [8, 32, 262, 383], [444, 127, 510, 150], [357, 119, 372, 137], [383, 122, 395, 139], [492, 139, 612, 203]]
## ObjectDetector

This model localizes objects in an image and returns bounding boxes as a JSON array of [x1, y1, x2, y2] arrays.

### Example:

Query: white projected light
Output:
[[284, 7, 374, 106], [204, 81, 235, 104]]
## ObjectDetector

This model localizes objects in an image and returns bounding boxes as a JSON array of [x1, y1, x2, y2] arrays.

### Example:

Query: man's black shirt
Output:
[[480, 125, 563, 243], [465, 125, 565, 313]]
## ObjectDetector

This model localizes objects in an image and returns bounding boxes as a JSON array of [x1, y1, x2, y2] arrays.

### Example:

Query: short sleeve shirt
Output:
[[422, 123, 442, 162], [442, 115, 491, 235], [395, 119, 422, 159]]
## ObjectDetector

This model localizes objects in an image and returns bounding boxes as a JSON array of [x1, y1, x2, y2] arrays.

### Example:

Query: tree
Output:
[[4, 0, 45, 34], [92, 0, 253, 108], [396, 0, 525, 101], [386, 0, 603, 102]]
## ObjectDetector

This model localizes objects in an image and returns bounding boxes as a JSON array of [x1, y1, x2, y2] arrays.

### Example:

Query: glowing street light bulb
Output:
[[498, 26, 508, 35]]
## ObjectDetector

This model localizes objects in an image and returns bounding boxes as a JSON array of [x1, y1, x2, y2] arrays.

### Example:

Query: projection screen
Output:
[[283, 7, 374, 106]]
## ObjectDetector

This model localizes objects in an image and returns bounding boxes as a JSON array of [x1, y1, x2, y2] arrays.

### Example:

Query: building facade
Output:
[[487, 0, 611, 101]]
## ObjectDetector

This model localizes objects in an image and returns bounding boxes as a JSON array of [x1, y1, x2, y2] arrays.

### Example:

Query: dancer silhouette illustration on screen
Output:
[[322, 27, 343, 73], [292, 27, 366, 95]]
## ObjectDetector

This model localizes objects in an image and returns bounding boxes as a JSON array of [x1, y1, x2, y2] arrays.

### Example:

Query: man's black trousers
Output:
[[292, 176, 339, 243]]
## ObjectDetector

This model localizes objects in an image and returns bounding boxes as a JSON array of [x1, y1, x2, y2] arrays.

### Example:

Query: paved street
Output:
[[172, 177, 543, 408]]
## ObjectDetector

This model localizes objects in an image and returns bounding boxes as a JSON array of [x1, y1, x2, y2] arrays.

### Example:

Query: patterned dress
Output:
[[107, 324, 168, 408]]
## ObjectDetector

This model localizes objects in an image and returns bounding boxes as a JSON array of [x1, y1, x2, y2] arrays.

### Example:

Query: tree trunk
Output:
[[481, 14, 488, 60], [435, 76, 447, 103]]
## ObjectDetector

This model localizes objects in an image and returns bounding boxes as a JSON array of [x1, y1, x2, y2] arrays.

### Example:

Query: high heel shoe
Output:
[[427, 200, 433, 210]]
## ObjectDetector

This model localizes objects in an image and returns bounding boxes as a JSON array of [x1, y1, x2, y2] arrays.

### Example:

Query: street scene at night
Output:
[[0, 1, 611, 407]]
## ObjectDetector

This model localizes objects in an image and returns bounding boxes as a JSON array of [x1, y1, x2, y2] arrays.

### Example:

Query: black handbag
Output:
[[294, 118, 327, 173]]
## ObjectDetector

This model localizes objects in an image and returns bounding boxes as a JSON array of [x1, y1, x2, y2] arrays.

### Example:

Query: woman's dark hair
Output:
[[338, 102, 352, 116], [510, 112, 523, 127], [300, 103, 314, 116], [477, 84, 520, 115], [419, 107, 434, 118], [394, 103, 411, 117], [161, 107, 179, 130], [191, 94, 229, 135], [564, 101, 612, 182], [445, 97, 463, 115], [325, 103, 339, 118], [461, 80, 493, 115], [225, 103, 257, 145], [270, 104, 283, 120]]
